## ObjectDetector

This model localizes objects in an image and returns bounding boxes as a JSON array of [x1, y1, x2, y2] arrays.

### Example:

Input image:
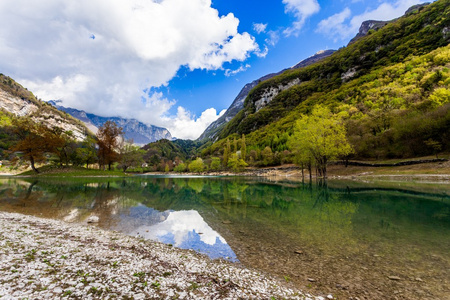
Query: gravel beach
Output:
[[0, 211, 321, 300]]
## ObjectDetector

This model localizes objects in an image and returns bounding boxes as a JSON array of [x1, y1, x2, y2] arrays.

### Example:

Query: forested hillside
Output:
[[201, 0, 450, 161]]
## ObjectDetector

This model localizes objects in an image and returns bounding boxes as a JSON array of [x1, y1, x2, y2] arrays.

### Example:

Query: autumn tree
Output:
[[97, 121, 124, 170], [288, 105, 353, 179], [10, 118, 65, 173]]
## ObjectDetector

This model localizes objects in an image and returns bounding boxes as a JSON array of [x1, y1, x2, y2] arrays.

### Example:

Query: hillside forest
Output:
[[0, 0, 449, 176]]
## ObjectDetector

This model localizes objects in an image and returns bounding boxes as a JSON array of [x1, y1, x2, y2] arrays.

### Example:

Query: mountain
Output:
[[49, 101, 172, 145], [201, 0, 450, 160], [197, 49, 335, 142], [0, 74, 90, 141], [348, 3, 429, 44]]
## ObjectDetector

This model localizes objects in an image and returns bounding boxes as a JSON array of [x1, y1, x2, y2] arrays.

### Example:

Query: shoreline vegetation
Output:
[[2, 156, 449, 181], [0, 211, 321, 300]]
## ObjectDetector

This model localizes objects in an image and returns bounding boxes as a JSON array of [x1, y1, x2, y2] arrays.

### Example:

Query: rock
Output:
[[307, 278, 316, 282], [415, 277, 424, 282], [53, 287, 63, 294], [388, 276, 401, 281], [294, 250, 303, 255], [327, 295, 333, 299], [87, 216, 99, 223]]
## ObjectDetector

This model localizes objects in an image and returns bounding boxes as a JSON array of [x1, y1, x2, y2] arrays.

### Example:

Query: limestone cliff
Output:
[[197, 49, 335, 141], [0, 74, 90, 141]]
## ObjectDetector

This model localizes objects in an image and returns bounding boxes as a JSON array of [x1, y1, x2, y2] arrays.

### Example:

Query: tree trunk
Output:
[[308, 162, 312, 182], [30, 155, 39, 173], [301, 163, 304, 182]]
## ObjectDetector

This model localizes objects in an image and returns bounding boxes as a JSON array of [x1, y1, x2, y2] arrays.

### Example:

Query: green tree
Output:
[[188, 157, 206, 173], [210, 157, 221, 171], [118, 143, 145, 172], [261, 146, 274, 166], [174, 163, 186, 173], [97, 121, 124, 170], [241, 134, 247, 161], [288, 105, 353, 179], [53, 129, 76, 166], [223, 139, 231, 168], [76, 136, 97, 168], [424, 138, 442, 158], [227, 153, 247, 173]]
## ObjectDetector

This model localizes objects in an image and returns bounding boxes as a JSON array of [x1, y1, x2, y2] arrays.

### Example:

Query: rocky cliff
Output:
[[197, 49, 335, 141], [348, 3, 430, 44], [0, 75, 90, 141], [49, 101, 172, 145]]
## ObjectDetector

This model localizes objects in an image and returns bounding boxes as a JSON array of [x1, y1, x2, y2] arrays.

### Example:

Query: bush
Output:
[[188, 158, 205, 173]]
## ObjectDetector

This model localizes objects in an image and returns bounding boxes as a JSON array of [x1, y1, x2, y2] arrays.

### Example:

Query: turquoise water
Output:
[[0, 176, 448, 299]]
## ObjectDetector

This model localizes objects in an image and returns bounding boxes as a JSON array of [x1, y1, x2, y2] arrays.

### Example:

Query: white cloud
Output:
[[225, 64, 251, 77], [282, 0, 320, 36], [316, 8, 352, 42], [0, 0, 260, 139], [265, 30, 281, 46], [253, 23, 268, 34], [161, 107, 226, 140], [316, 0, 430, 41], [136, 210, 227, 246]]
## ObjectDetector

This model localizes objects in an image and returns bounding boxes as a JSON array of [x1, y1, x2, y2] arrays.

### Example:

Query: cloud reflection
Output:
[[123, 207, 237, 262]]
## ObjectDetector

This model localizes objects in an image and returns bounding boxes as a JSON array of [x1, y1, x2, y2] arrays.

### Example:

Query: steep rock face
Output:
[[348, 20, 389, 45], [0, 75, 89, 141], [197, 49, 335, 141], [49, 102, 172, 145], [348, 3, 430, 45]]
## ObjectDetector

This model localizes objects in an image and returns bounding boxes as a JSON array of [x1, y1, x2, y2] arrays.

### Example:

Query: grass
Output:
[[17, 166, 129, 177]]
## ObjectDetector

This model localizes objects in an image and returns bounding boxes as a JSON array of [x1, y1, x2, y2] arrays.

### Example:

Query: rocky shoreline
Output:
[[0, 211, 321, 300]]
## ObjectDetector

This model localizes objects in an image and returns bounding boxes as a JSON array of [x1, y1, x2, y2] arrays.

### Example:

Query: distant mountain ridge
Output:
[[49, 101, 172, 145], [197, 49, 336, 141]]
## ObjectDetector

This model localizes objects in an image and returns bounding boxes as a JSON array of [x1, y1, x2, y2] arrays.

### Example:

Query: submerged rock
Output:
[[87, 215, 99, 223]]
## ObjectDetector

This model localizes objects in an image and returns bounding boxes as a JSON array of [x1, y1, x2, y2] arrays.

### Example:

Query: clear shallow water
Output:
[[0, 176, 449, 299]]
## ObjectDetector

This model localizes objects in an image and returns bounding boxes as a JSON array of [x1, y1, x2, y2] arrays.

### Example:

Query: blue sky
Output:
[[0, 0, 430, 139]]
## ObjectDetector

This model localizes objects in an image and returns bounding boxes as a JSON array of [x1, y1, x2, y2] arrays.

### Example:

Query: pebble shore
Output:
[[0, 211, 320, 300]]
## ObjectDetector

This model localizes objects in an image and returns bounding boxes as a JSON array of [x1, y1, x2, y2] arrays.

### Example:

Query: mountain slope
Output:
[[197, 50, 335, 142], [0, 74, 91, 141], [49, 102, 172, 145], [217, 0, 449, 138], [202, 0, 450, 160]]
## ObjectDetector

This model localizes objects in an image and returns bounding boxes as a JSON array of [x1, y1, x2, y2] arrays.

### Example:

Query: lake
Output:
[[0, 176, 448, 299]]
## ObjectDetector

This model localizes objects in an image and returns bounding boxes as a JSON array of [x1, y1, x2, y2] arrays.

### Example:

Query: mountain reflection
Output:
[[114, 206, 238, 262]]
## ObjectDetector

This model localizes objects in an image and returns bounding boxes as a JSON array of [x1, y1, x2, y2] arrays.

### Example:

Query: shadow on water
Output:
[[0, 176, 449, 299]]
